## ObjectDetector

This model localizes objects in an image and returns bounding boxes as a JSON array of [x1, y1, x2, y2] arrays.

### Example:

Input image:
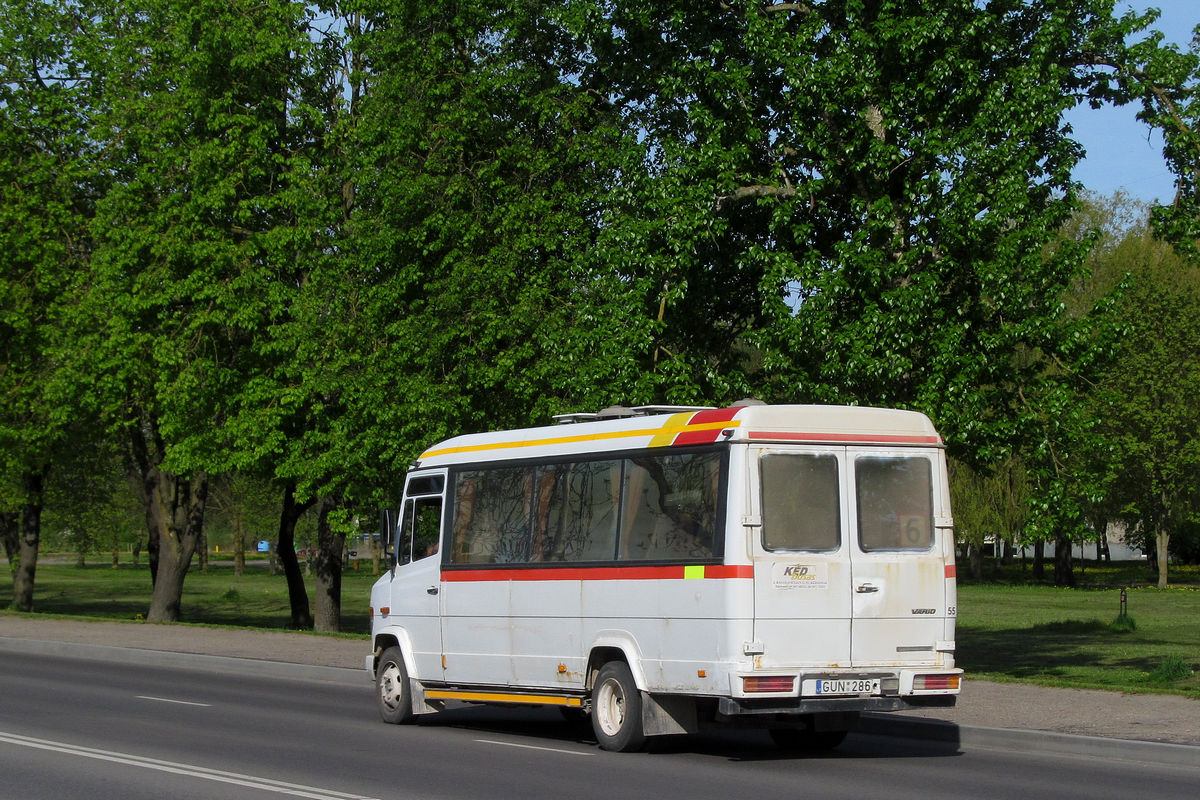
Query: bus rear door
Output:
[[751, 447, 853, 668], [847, 448, 951, 668], [751, 446, 952, 673]]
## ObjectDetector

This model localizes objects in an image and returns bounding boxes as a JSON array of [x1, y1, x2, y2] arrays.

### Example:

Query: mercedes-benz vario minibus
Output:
[[367, 404, 961, 752]]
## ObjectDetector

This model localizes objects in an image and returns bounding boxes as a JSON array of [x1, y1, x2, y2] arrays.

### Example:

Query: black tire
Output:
[[376, 646, 415, 725], [769, 727, 849, 751], [590, 661, 646, 752]]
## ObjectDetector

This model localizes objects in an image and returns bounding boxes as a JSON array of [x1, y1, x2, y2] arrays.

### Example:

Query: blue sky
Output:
[[1066, 1, 1198, 205]]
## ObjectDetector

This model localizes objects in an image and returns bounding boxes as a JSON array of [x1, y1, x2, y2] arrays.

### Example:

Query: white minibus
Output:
[[367, 403, 961, 751]]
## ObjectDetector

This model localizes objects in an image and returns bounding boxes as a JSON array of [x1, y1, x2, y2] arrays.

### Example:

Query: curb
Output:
[[4, 636, 1197, 767]]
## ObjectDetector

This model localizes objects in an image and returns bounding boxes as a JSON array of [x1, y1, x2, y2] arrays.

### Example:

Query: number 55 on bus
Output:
[[367, 403, 961, 752]]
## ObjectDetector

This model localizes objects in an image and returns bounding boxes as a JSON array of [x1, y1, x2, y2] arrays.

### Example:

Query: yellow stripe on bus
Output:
[[648, 412, 694, 448], [421, 419, 740, 459], [424, 689, 585, 707]]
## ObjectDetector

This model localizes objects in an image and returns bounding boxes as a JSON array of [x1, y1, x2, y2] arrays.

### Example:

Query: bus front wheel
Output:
[[591, 661, 646, 752], [376, 646, 415, 725]]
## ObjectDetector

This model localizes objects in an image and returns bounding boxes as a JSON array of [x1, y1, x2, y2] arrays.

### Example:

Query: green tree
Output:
[[1096, 249, 1200, 587], [84, 0, 326, 621], [1093, 14, 1200, 260], [0, 0, 102, 609], [206, 471, 279, 576], [950, 456, 1028, 579]]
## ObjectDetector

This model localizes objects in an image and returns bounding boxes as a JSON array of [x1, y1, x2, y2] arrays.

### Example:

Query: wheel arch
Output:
[[586, 632, 648, 691], [370, 627, 418, 680]]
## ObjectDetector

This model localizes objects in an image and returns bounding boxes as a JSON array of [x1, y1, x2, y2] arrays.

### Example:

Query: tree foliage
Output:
[[0, 0, 103, 608], [1094, 240, 1200, 585], [4, 0, 1200, 617]]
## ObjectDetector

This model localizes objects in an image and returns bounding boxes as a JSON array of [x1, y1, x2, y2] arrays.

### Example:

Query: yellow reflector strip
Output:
[[424, 689, 584, 707], [683, 565, 705, 580]]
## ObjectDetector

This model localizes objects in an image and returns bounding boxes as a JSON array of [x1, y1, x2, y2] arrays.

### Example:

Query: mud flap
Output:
[[410, 679, 442, 715], [641, 692, 699, 737]]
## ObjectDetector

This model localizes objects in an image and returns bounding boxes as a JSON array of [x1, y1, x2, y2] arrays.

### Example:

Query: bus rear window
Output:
[[855, 456, 933, 551], [760, 453, 840, 551]]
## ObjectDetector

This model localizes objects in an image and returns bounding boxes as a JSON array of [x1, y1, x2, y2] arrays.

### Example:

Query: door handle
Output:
[[426, 586, 439, 595], [856, 583, 879, 594]]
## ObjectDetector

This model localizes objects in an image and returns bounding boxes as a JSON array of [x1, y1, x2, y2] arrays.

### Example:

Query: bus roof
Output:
[[413, 405, 943, 468]]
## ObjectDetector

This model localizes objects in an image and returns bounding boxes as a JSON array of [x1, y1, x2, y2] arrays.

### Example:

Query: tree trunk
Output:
[[313, 499, 345, 633], [232, 504, 246, 577], [128, 410, 209, 622], [11, 469, 47, 612], [2, 511, 18, 573], [198, 525, 209, 573], [967, 542, 983, 580], [1053, 530, 1075, 587], [144, 470, 209, 622], [1156, 520, 1170, 589], [146, 507, 161, 587], [1032, 540, 1045, 581], [276, 481, 314, 629]]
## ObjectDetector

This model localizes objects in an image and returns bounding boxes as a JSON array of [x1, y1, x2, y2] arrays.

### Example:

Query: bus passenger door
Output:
[[846, 449, 948, 668], [388, 475, 446, 683], [751, 447, 854, 668]]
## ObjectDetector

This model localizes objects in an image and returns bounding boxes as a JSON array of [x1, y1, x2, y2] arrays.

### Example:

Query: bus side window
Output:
[[396, 499, 415, 566], [413, 496, 443, 559], [620, 451, 722, 560], [450, 468, 531, 563]]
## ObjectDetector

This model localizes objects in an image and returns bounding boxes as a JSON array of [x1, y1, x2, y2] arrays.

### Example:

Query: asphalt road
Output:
[[2, 648, 1198, 800]]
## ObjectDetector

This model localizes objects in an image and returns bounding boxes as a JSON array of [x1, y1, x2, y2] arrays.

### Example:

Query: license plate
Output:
[[803, 678, 881, 696]]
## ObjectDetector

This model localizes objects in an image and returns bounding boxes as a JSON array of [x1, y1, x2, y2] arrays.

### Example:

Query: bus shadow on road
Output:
[[418, 704, 963, 761]]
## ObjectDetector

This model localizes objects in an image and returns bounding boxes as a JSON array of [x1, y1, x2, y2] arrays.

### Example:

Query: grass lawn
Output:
[[6, 556, 1200, 698], [12, 559, 380, 636], [956, 584, 1200, 699]]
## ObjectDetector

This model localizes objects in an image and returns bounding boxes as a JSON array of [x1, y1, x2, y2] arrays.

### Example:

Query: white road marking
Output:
[[136, 695, 212, 707], [475, 738, 595, 756], [0, 730, 378, 800]]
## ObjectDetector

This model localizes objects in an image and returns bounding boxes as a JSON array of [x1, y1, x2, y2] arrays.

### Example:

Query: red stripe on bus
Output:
[[705, 564, 755, 579], [945, 564, 957, 578], [441, 564, 754, 582], [748, 431, 943, 445], [673, 408, 742, 446]]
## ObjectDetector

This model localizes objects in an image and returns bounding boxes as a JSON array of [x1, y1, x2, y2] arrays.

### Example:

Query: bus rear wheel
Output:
[[591, 662, 646, 752], [376, 646, 415, 725]]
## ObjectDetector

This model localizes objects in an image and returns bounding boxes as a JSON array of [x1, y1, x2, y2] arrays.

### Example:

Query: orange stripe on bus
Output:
[[673, 408, 742, 446]]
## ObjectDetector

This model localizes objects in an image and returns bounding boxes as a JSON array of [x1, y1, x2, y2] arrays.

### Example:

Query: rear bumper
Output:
[[718, 693, 956, 717]]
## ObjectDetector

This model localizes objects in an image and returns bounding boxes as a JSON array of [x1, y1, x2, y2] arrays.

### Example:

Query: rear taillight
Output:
[[914, 674, 960, 691], [743, 676, 796, 693]]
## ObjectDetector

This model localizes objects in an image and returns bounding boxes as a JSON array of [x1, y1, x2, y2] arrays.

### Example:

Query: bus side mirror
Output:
[[379, 508, 399, 565]]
